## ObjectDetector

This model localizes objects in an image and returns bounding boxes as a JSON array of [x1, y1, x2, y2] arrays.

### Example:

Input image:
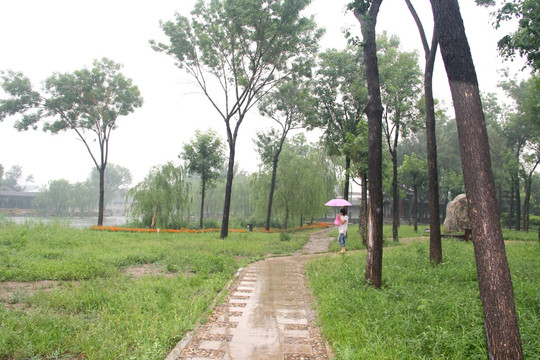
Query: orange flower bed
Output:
[[90, 222, 330, 234]]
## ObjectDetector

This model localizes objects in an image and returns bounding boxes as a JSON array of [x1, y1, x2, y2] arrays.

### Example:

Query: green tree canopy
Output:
[[0, 58, 143, 225], [180, 129, 225, 228]]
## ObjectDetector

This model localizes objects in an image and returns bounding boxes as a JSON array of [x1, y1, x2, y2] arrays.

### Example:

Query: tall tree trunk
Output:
[[344, 156, 351, 201], [392, 149, 399, 242], [413, 184, 418, 233], [430, 1, 523, 358], [265, 156, 279, 231], [353, 0, 384, 288], [403, 0, 444, 263], [97, 165, 106, 226], [200, 177, 206, 229], [220, 145, 235, 239]]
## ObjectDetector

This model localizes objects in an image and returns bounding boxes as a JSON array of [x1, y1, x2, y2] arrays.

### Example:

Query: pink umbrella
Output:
[[325, 198, 352, 207]]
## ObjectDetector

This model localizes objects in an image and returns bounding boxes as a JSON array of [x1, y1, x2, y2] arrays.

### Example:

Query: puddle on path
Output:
[[167, 227, 335, 360]]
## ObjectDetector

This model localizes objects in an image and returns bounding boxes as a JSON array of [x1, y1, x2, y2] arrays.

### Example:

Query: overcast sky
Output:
[[0, 0, 528, 188]]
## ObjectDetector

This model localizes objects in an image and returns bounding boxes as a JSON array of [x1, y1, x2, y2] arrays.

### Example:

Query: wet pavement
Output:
[[166, 227, 335, 360]]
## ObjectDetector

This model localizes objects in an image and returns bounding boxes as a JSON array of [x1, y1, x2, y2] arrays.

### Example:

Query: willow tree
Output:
[[127, 162, 191, 229], [0, 58, 143, 226], [151, 0, 323, 238]]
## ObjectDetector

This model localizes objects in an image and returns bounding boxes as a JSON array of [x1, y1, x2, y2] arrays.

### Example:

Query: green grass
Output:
[[0, 222, 311, 359], [306, 239, 540, 359]]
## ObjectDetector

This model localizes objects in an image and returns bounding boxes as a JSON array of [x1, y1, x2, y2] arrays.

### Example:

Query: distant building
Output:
[[0, 185, 37, 214]]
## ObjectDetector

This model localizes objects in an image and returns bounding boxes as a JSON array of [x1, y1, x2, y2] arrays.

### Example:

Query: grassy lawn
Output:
[[306, 231, 539, 359], [0, 221, 311, 359]]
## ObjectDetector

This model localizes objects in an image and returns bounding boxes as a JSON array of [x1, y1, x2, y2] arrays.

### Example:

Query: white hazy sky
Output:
[[0, 0, 528, 188]]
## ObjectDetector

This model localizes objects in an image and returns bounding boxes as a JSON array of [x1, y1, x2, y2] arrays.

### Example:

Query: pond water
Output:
[[8, 216, 128, 229]]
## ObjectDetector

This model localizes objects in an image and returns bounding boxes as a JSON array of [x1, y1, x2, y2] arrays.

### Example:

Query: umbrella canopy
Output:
[[325, 198, 352, 207]]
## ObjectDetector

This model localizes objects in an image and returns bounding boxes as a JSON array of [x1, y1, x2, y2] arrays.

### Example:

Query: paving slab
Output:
[[166, 227, 335, 360]]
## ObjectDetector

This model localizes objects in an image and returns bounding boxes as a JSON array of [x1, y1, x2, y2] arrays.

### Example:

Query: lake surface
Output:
[[8, 216, 128, 229]]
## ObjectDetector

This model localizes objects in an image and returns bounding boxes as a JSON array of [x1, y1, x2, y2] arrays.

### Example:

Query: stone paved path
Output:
[[166, 227, 335, 360]]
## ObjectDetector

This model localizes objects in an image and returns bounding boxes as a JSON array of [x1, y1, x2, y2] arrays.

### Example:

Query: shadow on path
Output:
[[166, 227, 335, 360]]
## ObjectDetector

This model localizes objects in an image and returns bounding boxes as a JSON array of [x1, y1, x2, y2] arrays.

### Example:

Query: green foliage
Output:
[[400, 153, 428, 190], [126, 162, 191, 229], [253, 134, 337, 229], [306, 240, 539, 359], [489, 0, 540, 71], [181, 129, 225, 189], [0, 222, 309, 359]]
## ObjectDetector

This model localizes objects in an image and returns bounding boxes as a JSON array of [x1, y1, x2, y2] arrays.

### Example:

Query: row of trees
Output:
[[28, 164, 132, 216], [127, 134, 337, 230], [1, 0, 538, 357]]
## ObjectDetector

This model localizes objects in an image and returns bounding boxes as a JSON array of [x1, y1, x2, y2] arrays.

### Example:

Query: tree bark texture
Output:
[[354, 0, 384, 288], [430, 0, 523, 358]]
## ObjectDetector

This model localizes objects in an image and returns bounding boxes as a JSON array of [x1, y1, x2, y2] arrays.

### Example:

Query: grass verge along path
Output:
[[306, 236, 539, 359]]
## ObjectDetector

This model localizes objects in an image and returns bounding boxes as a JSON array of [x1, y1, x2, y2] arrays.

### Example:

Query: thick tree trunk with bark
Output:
[[354, 0, 384, 288], [430, 0, 523, 358]]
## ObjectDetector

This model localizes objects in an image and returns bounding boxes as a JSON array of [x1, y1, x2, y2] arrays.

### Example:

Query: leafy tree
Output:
[[378, 32, 423, 242], [151, 0, 323, 238], [430, 0, 523, 357], [0, 58, 143, 226], [256, 80, 310, 230], [127, 162, 191, 229], [180, 129, 225, 228], [399, 153, 428, 233], [348, 0, 385, 289], [2, 165, 34, 191], [308, 47, 368, 201]]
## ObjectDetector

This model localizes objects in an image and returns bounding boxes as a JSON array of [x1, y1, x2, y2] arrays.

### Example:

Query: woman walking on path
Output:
[[337, 207, 349, 253]]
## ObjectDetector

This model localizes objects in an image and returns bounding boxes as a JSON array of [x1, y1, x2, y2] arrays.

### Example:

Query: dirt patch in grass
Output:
[[0, 280, 58, 310], [123, 264, 177, 279]]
